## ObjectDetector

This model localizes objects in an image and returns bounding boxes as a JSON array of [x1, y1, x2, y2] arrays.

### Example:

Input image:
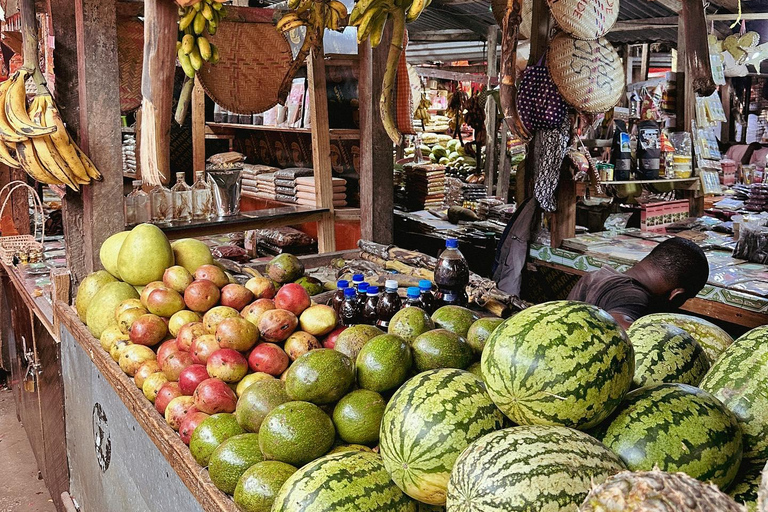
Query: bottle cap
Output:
[[344, 288, 357, 298], [367, 286, 379, 295], [407, 287, 420, 298], [358, 282, 369, 293], [337, 280, 349, 289], [385, 279, 398, 291], [352, 273, 365, 283], [446, 238, 459, 249], [418, 279, 432, 291]]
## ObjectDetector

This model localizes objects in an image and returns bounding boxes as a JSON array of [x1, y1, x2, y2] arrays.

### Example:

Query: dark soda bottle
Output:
[[434, 238, 469, 307], [357, 282, 369, 305], [418, 279, 436, 314], [403, 287, 423, 309], [362, 285, 380, 325], [332, 279, 349, 314], [352, 273, 365, 292], [376, 279, 402, 329], [340, 288, 360, 327]]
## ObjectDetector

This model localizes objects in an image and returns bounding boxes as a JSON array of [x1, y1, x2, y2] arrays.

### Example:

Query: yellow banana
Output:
[[189, 46, 203, 71], [329, 0, 348, 17], [0, 79, 26, 143], [197, 36, 212, 61], [405, 0, 426, 22], [27, 97, 79, 189], [193, 12, 206, 34], [5, 71, 55, 137], [193, 1, 202, 11], [368, 10, 389, 48], [0, 140, 19, 168], [288, 0, 301, 8], [179, 8, 197, 31], [356, 6, 385, 43], [210, 44, 220, 65], [74, 145, 103, 181], [17, 139, 62, 185], [207, 22, 217, 35], [277, 12, 301, 31], [181, 34, 195, 55], [349, 0, 379, 25], [39, 95, 90, 183], [279, 19, 306, 33], [201, 2, 213, 21], [178, 48, 196, 77], [212, 1, 222, 10]]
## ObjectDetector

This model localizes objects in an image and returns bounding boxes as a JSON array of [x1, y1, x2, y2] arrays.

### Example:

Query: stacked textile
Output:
[[445, 177, 487, 207], [294, 176, 347, 207], [745, 183, 768, 212], [241, 164, 280, 198], [403, 163, 445, 210]]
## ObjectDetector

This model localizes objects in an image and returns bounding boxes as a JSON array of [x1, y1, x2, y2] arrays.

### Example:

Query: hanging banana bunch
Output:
[[351, 0, 431, 145], [276, 0, 349, 103], [413, 93, 431, 131], [177, 0, 224, 79], [446, 90, 467, 143]]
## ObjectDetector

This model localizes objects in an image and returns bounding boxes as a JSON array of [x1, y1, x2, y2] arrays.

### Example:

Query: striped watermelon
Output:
[[730, 463, 763, 511], [631, 313, 734, 363], [701, 326, 768, 465], [760, 461, 768, 512], [272, 451, 416, 512], [481, 301, 634, 430], [599, 383, 743, 489], [379, 369, 505, 506], [626, 322, 710, 388], [447, 425, 625, 512]]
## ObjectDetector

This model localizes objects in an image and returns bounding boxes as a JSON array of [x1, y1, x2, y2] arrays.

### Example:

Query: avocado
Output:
[[189, 413, 245, 467], [208, 433, 263, 495]]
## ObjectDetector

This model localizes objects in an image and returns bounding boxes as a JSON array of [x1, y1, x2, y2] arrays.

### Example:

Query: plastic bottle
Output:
[[403, 287, 423, 309], [332, 279, 349, 315], [418, 279, 436, 314], [376, 279, 402, 329], [357, 282, 369, 305], [362, 286, 380, 325], [434, 238, 469, 307], [352, 274, 365, 292], [340, 288, 359, 327]]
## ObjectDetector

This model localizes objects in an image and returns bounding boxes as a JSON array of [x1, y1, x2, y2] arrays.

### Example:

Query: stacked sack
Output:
[[241, 164, 280, 198], [745, 183, 768, 212], [294, 176, 347, 207]]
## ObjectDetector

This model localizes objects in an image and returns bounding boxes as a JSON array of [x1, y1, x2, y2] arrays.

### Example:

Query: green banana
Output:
[[181, 34, 196, 55], [189, 46, 203, 70], [349, 0, 379, 25], [197, 36, 212, 61], [178, 48, 195, 78], [179, 7, 196, 31], [369, 10, 389, 48], [210, 44, 220, 64], [201, 2, 214, 21], [355, 6, 384, 43], [193, 12, 206, 35]]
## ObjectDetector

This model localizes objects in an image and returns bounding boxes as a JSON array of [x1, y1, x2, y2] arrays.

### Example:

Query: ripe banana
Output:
[[74, 145, 103, 181], [406, 0, 427, 22], [17, 139, 61, 185], [179, 8, 196, 31], [197, 36, 212, 61], [328, 0, 348, 17], [26, 97, 79, 190], [349, 0, 380, 25], [181, 34, 196, 55], [368, 10, 389, 47], [5, 71, 55, 137], [39, 94, 91, 183], [201, 2, 214, 21], [189, 46, 203, 71], [0, 79, 26, 143], [178, 48, 196, 78], [210, 44, 220, 64], [0, 140, 19, 168], [355, 7, 384, 43]]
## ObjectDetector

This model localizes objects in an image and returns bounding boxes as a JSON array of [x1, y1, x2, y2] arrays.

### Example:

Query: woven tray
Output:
[[117, 17, 144, 114], [546, 0, 618, 40], [548, 32, 624, 114], [197, 21, 293, 115]]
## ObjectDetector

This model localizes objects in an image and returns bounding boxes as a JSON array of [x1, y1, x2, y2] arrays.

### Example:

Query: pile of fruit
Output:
[[75, 226, 768, 511], [405, 138, 477, 169]]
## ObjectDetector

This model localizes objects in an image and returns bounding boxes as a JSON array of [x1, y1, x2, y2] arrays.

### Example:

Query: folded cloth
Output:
[[295, 185, 346, 195], [295, 176, 347, 187], [296, 191, 346, 202], [276, 186, 296, 196]]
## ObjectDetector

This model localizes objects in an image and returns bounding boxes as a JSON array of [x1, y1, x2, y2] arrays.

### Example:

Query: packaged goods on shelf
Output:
[[294, 176, 347, 207]]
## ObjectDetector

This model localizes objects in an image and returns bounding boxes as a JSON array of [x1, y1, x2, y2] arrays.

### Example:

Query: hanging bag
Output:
[[516, 55, 569, 132]]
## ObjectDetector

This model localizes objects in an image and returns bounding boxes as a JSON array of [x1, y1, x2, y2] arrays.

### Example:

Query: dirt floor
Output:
[[0, 388, 56, 512]]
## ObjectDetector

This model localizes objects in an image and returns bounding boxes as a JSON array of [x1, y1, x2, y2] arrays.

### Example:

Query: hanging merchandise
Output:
[[394, 32, 416, 137], [517, 56, 569, 132], [629, 90, 642, 119], [546, 0, 618, 40], [636, 120, 661, 180], [611, 120, 632, 181], [548, 32, 625, 115], [533, 116, 571, 212]]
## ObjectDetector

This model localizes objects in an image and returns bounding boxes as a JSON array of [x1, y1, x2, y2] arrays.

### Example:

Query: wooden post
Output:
[[359, 31, 394, 244], [47, 0, 80, 140], [721, 78, 732, 143], [495, 126, 510, 201], [307, 46, 336, 253], [639, 43, 650, 81], [624, 44, 634, 85], [484, 25, 499, 196], [192, 77, 206, 173], [676, 16, 694, 133], [550, 165, 576, 248], [70, 0, 124, 283], [139, 0, 176, 186]]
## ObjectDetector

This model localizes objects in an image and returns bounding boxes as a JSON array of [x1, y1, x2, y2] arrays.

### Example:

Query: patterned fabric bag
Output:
[[517, 56, 569, 132]]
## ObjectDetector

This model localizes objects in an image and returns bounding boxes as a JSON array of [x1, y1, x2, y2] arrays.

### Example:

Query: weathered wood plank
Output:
[[192, 77, 206, 174], [550, 166, 576, 248], [484, 25, 499, 196]]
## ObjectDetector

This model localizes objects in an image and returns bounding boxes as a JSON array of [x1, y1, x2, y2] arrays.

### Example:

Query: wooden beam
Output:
[[550, 166, 576, 248], [495, 125, 510, 201], [484, 25, 499, 196], [640, 44, 650, 82], [73, 0, 124, 281], [307, 46, 336, 253], [652, 0, 681, 13], [676, 12, 694, 132], [413, 66, 496, 85], [192, 77, 206, 174], [47, 0, 80, 139], [359, 28, 394, 244], [408, 30, 483, 42], [707, 12, 768, 21]]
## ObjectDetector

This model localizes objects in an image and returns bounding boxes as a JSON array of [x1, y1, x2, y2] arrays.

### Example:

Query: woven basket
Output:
[[548, 32, 624, 114], [197, 21, 293, 115], [0, 181, 45, 265], [546, 0, 618, 40], [117, 17, 144, 114]]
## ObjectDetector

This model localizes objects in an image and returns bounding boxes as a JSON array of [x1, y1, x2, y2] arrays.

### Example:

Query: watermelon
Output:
[[701, 326, 768, 465], [730, 463, 763, 511], [447, 425, 625, 512], [760, 461, 768, 512], [626, 322, 710, 388], [598, 383, 743, 490], [631, 313, 734, 363], [580, 470, 747, 512], [272, 451, 417, 512], [481, 301, 634, 430], [379, 369, 505, 506]]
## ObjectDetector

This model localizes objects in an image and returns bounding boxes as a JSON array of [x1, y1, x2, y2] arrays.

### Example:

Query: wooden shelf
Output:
[[600, 178, 698, 185], [206, 122, 360, 140]]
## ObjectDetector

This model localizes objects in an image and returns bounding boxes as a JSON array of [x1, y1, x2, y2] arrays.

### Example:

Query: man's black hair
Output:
[[644, 237, 709, 294]]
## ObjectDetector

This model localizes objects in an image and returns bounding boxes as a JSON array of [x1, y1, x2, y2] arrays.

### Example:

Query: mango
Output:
[[85, 281, 140, 338], [117, 223, 175, 286]]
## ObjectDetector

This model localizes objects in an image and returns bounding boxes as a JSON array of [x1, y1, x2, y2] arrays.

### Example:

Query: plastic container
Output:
[[361, 286, 380, 325], [403, 287, 423, 309], [376, 279, 402, 329], [332, 279, 349, 314], [339, 288, 359, 327], [418, 279, 436, 314], [352, 274, 365, 292], [357, 282, 369, 304], [434, 239, 469, 307]]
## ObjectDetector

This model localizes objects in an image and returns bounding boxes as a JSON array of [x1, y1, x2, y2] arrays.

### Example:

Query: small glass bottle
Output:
[[403, 287, 423, 309], [124, 184, 136, 226], [132, 180, 151, 224], [171, 172, 193, 221], [362, 285, 380, 325], [150, 183, 173, 225], [376, 279, 402, 329], [192, 171, 213, 220], [332, 279, 349, 315], [339, 288, 360, 327], [418, 279, 436, 314]]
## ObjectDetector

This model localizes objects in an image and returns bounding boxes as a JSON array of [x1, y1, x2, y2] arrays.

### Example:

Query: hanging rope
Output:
[[730, 0, 742, 28]]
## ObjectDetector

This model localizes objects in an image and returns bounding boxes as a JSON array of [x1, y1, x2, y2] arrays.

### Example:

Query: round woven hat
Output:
[[546, 0, 618, 40], [548, 32, 624, 114], [116, 17, 143, 113], [197, 21, 292, 115]]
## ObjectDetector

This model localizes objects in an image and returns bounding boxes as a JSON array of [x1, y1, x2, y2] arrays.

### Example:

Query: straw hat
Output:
[[548, 32, 624, 114], [547, 0, 619, 40]]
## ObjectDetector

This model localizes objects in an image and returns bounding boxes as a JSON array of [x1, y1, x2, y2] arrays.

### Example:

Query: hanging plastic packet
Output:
[[611, 120, 632, 181], [637, 120, 661, 180]]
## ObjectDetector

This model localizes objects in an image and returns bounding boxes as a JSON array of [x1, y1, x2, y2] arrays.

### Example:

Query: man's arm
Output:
[[609, 311, 634, 330]]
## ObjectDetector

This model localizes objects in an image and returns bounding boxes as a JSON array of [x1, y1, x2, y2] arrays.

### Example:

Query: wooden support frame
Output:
[[484, 25, 499, 197], [192, 77, 206, 174]]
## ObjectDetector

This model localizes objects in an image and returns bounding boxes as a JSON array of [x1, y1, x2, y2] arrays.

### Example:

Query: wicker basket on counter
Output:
[[0, 181, 45, 265]]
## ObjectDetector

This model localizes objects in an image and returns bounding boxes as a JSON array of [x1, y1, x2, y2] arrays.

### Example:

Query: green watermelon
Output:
[[626, 322, 710, 388], [598, 383, 743, 490], [447, 425, 625, 511], [481, 301, 634, 430], [760, 461, 768, 512], [700, 326, 768, 465], [411, 329, 473, 372], [379, 369, 505, 506], [272, 451, 417, 512], [632, 313, 734, 363], [730, 463, 763, 511]]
